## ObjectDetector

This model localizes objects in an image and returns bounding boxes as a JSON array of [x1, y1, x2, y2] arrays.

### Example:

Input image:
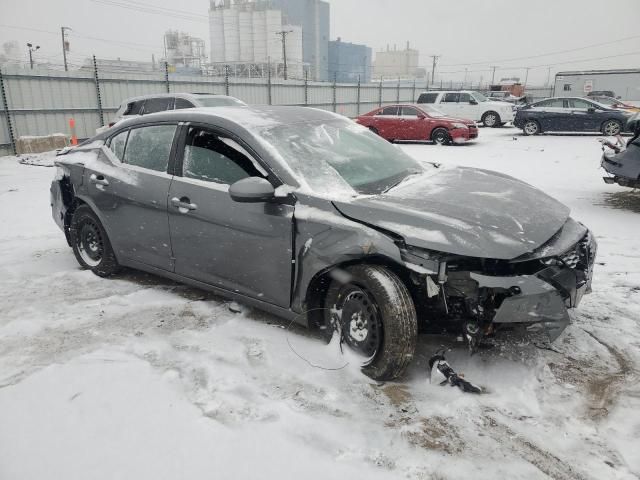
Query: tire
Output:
[[324, 265, 418, 381], [481, 111, 501, 127], [70, 205, 120, 277], [522, 119, 541, 136], [431, 128, 451, 145], [602, 119, 622, 136]]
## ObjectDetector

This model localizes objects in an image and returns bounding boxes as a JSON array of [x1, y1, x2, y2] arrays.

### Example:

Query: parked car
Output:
[[51, 106, 596, 380], [601, 112, 640, 188], [416, 90, 515, 127], [485, 91, 527, 105], [355, 104, 478, 145], [96, 93, 246, 133], [588, 96, 640, 113], [514, 97, 632, 136], [587, 90, 616, 99]]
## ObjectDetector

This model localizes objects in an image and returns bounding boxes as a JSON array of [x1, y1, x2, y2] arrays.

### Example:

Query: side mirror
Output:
[[417, 113, 426, 119], [587, 107, 596, 113], [229, 177, 275, 203], [469, 99, 478, 105]]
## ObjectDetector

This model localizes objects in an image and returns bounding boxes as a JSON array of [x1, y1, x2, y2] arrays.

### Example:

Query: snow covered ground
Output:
[[1, 127, 639, 480]]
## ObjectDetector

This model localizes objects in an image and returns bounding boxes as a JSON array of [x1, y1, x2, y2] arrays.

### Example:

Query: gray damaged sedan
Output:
[[51, 106, 597, 380]]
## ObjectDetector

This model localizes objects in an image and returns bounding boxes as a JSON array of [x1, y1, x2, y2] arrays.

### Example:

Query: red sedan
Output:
[[356, 104, 478, 145]]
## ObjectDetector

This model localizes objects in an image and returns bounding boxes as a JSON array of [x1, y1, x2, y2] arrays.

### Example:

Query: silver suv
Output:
[[98, 93, 246, 133]]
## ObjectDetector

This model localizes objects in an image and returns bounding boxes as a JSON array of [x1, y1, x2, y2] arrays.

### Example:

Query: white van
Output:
[[417, 91, 515, 127]]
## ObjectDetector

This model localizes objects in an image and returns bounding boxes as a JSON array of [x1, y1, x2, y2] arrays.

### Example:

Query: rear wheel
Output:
[[523, 119, 541, 136], [482, 111, 501, 127], [70, 205, 120, 277], [602, 119, 622, 136], [324, 265, 417, 381], [431, 128, 451, 145]]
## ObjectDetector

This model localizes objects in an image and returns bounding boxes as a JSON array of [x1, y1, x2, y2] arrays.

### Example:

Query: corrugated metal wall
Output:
[[0, 64, 428, 157]]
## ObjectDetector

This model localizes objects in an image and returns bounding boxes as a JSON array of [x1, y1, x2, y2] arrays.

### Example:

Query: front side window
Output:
[[108, 130, 128, 161], [182, 127, 264, 185], [471, 92, 487, 102], [417, 93, 438, 104], [458, 93, 471, 103], [443, 93, 460, 103], [142, 97, 174, 114], [400, 106, 420, 117], [123, 125, 177, 172]]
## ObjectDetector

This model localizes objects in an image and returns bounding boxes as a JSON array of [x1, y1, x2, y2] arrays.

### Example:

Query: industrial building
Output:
[[208, 0, 304, 79], [328, 38, 372, 83], [554, 69, 640, 101], [270, 0, 330, 81], [164, 30, 206, 71], [373, 43, 422, 80]]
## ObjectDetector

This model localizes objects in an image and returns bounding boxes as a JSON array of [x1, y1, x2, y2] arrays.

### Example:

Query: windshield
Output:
[[419, 104, 447, 117], [197, 97, 246, 107], [257, 120, 423, 195], [471, 92, 488, 102]]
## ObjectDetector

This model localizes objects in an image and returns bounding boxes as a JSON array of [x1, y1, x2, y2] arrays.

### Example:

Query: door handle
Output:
[[171, 196, 198, 212], [89, 173, 109, 186]]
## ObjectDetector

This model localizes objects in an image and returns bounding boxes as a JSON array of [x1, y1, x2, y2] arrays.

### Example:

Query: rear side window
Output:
[[379, 106, 399, 115], [443, 93, 460, 103], [182, 127, 264, 185], [174, 98, 196, 110], [123, 125, 177, 172], [108, 130, 128, 161], [417, 93, 438, 104], [142, 97, 174, 114], [124, 100, 145, 116]]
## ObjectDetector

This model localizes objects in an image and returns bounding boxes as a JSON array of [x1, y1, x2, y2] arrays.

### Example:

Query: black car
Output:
[[514, 97, 631, 135], [602, 113, 640, 188], [50, 106, 596, 380]]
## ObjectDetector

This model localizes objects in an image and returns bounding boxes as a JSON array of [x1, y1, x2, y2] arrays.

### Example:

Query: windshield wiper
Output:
[[382, 170, 422, 193]]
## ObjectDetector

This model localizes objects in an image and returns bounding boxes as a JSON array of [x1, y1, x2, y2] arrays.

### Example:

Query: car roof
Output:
[[114, 105, 345, 130], [419, 90, 476, 94], [119, 92, 236, 103]]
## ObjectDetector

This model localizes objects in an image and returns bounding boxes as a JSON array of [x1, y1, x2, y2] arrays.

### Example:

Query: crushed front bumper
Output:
[[472, 232, 597, 341]]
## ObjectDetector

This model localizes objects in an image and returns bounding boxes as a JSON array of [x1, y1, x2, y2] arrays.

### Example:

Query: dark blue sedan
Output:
[[514, 97, 632, 136]]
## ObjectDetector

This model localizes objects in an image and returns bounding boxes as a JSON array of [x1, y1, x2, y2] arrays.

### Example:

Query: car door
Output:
[[568, 98, 603, 131], [398, 106, 427, 140], [373, 106, 399, 138], [457, 93, 476, 120], [438, 92, 461, 117], [85, 123, 178, 270], [167, 124, 294, 307], [530, 99, 566, 131]]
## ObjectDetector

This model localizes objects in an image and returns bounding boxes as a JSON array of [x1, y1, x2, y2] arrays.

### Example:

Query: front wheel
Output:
[[324, 265, 417, 381], [70, 205, 120, 277], [602, 119, 622, 136], [431, 128, 451, 145], [482, 111, 501, 127]]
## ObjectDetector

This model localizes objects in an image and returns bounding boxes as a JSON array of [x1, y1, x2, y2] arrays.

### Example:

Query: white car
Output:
[[417, 90, 515, 127], [96, 93, 246, 134]]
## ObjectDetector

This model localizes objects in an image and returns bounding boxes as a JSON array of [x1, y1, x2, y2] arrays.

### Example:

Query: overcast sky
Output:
[[1, 0, 639, 84]]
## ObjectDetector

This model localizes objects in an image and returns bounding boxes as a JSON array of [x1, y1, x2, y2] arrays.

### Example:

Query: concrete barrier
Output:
[[16, 134, 69, 155]]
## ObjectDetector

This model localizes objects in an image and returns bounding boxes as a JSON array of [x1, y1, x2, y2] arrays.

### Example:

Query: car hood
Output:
[[333, 166, 570, 260]]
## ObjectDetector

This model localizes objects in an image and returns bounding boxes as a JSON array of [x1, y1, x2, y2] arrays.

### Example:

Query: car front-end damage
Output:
[[399, 220, 597, 348]]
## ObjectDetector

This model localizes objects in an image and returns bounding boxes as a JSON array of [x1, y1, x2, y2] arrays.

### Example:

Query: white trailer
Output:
[[554, 69, 640, 101]]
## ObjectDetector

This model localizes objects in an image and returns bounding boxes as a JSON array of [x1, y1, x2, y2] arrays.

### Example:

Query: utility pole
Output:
[[490, 66, 498, 86], [545, 67, 551, 87], [463, 67, 468, 86], [27, 43, 40, 69], [430, 55, 440, 84], [523, 67, 530, 88], [275, 29, 293, 80], [60, 27, 71, 71]]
